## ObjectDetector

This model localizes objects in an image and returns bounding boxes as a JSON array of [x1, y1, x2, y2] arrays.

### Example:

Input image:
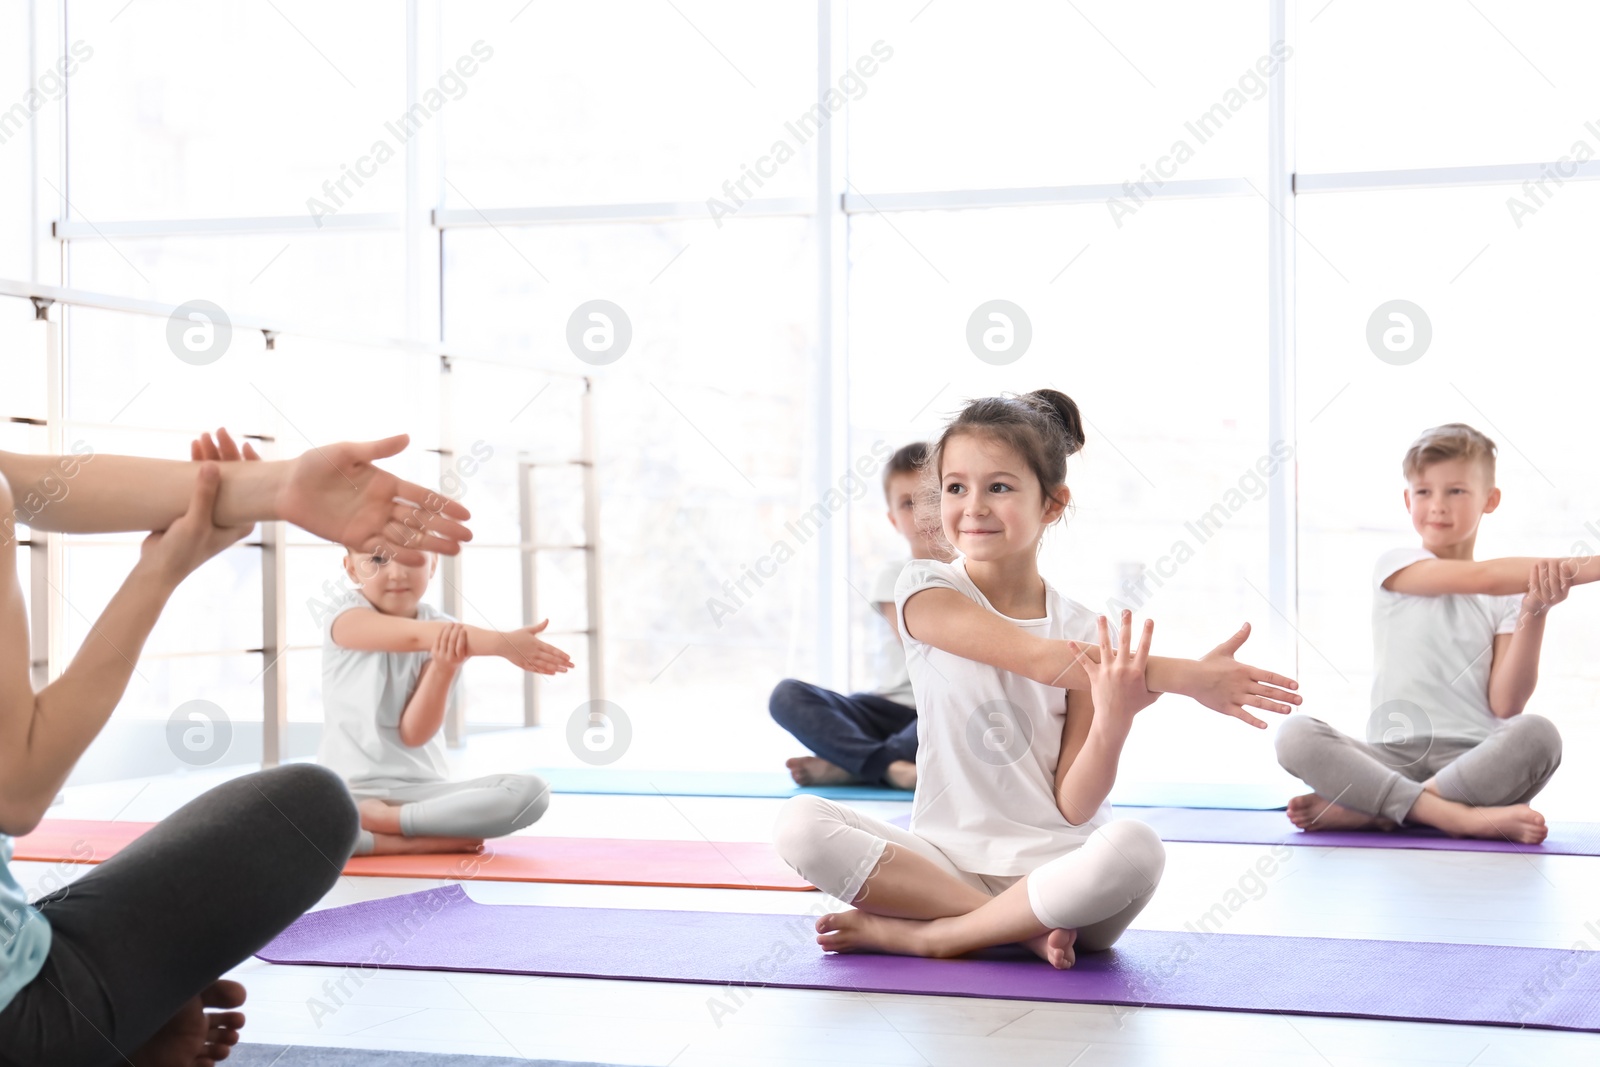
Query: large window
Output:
[[4, 0, 1593, 799]]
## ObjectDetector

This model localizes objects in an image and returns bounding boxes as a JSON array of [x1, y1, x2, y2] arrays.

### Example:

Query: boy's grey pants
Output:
[[1275, 713, 1562, 824]]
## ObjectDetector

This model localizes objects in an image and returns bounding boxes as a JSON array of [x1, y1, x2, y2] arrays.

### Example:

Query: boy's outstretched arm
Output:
[[397, 623, 468, 747], [1487, 561, 1571, 717], [1385, 555, 1600, 597], [332, 609, 573, 675]]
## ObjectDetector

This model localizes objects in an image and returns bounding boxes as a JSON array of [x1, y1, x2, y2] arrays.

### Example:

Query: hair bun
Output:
[[1027, 389, 1086, 456]]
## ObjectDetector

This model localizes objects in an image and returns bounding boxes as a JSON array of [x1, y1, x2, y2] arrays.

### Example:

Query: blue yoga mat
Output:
[[534, 768, 1287, 809]]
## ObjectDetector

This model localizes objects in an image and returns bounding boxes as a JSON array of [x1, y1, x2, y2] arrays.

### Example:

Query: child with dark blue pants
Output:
[[771, 443, 948, 791]]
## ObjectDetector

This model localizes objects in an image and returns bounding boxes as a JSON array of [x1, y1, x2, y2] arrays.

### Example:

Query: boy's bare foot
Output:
[[816, 909, 940, 958], [884, 760, 918, 791], [364, 832, 485, 855], [1287, 793, 1394, 832], [1022, 927, 1078, 970], [356, 796, 402, 835], [786, 756, 856, 786], [1432, 803, 1548, 844], [132, 979, 245, 1067]]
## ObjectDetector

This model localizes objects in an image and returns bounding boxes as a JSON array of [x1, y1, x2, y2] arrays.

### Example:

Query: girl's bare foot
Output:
[[884, 760, 918, 791], [1287, 793, 1394, 832], [1432, 803, 1548, 844], [1022, 927, 1078, 970], [816, 909, 940, 957], [364, 832, 485, 855], [132, 979, 245, 1067], [787, 756, 856, 786]]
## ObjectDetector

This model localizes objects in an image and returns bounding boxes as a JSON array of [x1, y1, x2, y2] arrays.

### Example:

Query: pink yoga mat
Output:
[[259, 886, 1600, 1032], [12, 819, 813, 891]]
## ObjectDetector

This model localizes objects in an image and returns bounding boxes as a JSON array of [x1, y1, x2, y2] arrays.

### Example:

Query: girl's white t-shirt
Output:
[[894, 557, 1113, 876]]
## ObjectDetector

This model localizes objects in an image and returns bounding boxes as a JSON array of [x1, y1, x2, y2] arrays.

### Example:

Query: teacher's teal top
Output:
[[0, 834, 50, 1012]]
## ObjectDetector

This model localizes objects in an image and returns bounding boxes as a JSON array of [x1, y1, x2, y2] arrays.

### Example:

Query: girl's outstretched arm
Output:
[[903, 589, 1299, 727]]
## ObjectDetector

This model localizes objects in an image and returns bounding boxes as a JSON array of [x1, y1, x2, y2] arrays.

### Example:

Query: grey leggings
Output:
[[352, 773, 550, 854], [0, 763, 358, 1067], [1275, 713, 1562, 824]]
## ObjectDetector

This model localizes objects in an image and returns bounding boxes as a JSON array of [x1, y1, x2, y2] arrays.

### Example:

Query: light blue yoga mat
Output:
[[533, 768, 1287, 809]]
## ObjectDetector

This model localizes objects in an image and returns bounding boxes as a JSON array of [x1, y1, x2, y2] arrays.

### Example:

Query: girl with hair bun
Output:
[[774, 389, 1301, 967]]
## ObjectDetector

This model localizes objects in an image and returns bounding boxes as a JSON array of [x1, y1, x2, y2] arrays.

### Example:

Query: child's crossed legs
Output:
[[1275, 714, 1561, 843], [773, 794, 1164, 969], [353, 772, 551, 855]]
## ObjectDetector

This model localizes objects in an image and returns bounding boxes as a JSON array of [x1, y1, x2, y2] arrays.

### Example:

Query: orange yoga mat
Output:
[[12, 819, 813, 892]]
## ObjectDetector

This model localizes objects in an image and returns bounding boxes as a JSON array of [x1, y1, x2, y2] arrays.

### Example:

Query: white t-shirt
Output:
[[319, 588, 459, 793], [868, 559, 914, 706], [1371, 547, 1522, 745], [894, 557, 1113, 877]]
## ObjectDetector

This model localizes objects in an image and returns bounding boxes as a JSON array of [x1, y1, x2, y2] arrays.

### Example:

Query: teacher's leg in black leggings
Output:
[[0, 762, 358, 1067]]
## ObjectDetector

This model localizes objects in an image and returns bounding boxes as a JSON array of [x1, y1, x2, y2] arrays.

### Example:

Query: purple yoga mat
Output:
[[885, 810, 1600, 855], [260, 886, 1600, 1032]]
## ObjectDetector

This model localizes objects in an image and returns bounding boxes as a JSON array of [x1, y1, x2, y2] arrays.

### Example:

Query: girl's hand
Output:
[[431, 622, 471, 671], [1068, 610, 1157, 723], [276, 434, 472, 568], [496, 619, 575, 676], [191, 426, 261, 462], [138, 463, 254, 584], [1190, 622, 1299, 729], [1521, 559, 1573, 619]]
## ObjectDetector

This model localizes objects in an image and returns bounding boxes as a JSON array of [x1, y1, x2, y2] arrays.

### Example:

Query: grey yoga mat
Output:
[[259, 886, 1600, 1032]]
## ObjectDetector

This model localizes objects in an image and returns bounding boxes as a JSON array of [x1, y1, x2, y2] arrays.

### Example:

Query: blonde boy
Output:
[[1276, 423, 1570, 843], [321, 547, 572, 854]]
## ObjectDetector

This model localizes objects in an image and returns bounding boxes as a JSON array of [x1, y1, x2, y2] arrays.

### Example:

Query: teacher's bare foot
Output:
[[131, 979, 245, 1067]]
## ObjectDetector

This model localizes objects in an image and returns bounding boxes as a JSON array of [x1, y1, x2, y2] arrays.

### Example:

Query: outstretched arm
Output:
[[0, 465, 253, 834], [1385, 555, 1600, 597], [902, 588, 1298, 728], [0, 430, 471, 566], [332, 609, 573, 675]]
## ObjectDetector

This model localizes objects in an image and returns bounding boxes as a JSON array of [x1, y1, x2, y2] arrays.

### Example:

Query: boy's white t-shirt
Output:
[[1371, 547, 1522, 745], [319, 588, 460, 793], [868, 559, 914, 707], [894, 557, 1113, 877]]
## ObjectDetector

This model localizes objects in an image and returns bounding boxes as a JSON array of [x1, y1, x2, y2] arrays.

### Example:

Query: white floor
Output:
[[13, 736, 1600, 1066]]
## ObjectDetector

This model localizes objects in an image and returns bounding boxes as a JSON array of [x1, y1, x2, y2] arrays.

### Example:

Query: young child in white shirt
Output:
[[321, 547, 573, 855], [774, 390, 1302, 968], [1276, 423, 1571, 843], [770, 442, 951, 791]]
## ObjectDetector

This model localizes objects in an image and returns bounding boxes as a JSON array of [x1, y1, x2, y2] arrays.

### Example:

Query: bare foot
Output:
[[884, 760, 917, 791], [365, 832, 485, 855], [1287, 793, 1395, 832], [131, 979, 245, 1067], [1434, 803, 1548, 844], [356, 796, 402, 835], [815, 909, 939, 957], [1022, 927, 1078, 970], [787, 756, 857, 786]]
